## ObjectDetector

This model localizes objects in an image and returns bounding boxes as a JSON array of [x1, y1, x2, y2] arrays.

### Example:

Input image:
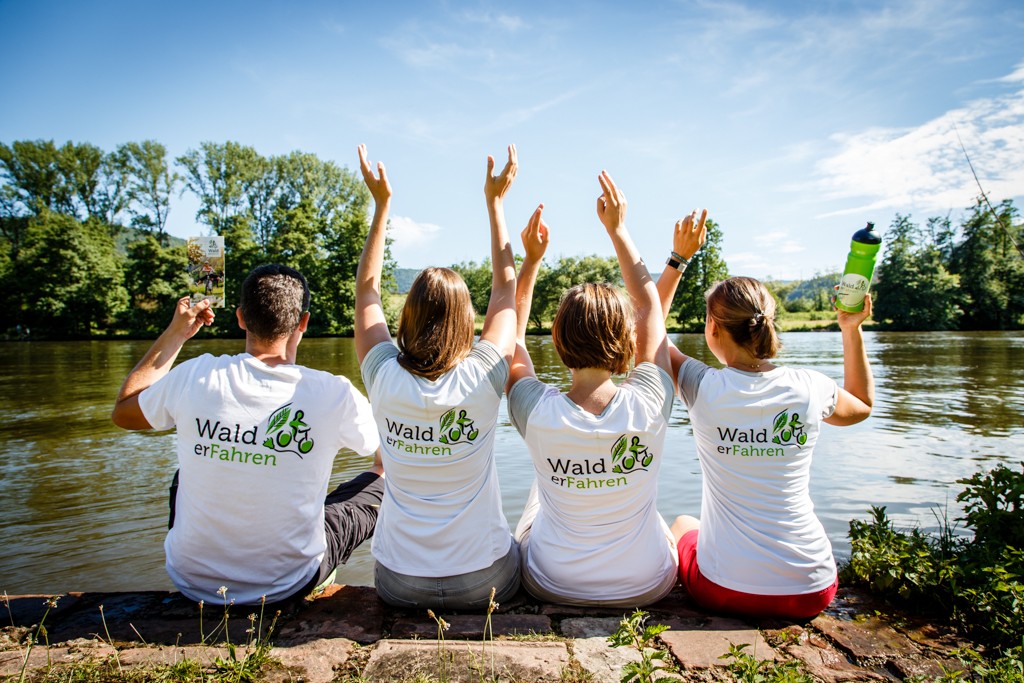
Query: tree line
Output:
[[2, 138, 1021, 339], [0, 139, 386, 338]]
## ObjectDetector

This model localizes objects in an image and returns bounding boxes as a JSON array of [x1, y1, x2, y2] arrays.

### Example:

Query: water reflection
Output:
[[1, 331, 1022, 595]]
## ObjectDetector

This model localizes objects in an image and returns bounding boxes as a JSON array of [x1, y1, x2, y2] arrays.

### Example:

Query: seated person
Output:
[[507, 172, 679, 607], [112, 264, 382, 605]]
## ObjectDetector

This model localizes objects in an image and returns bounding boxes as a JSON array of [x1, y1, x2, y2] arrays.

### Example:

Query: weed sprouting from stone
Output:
[[606, 609, 679, 683]]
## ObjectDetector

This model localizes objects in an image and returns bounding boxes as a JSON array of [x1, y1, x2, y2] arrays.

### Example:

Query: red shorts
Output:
[[676, 530, 838, 620]]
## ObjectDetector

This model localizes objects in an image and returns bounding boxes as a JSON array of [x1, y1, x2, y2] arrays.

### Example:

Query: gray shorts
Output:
[[374, 539, 520, 610]]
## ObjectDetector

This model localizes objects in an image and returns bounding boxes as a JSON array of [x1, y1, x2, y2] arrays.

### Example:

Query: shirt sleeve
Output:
[[508, 377, 547, 437], [809, 369, 839, 419], [360, 341, 399, 392], [137, 356, 202, 431], [622, 362, 674, 421], [336, 377, 381, 456], [677, 357, 711, 409], [469, 339, 510, 397]]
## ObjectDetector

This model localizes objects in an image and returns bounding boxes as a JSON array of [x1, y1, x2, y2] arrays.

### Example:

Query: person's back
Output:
[[112, 264, 381, 605], [353, 145, 521, 610], [361, 332, 510, 575], [508, 172, 679, 607], [680, 361, 838, 595]]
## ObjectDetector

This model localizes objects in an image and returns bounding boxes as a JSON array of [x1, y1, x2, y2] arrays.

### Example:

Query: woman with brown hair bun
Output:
[[658, 213, 874, 619], [354, 144, 520, 610]]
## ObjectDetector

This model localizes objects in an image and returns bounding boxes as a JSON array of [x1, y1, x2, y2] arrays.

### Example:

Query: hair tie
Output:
[[751, 311, 765, 326]]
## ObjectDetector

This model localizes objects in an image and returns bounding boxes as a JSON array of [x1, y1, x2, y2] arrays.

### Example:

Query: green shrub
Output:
[[841, 464, 1024, 651]]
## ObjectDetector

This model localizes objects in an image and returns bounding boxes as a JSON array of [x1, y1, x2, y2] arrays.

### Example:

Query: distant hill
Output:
[[113, 227, 186, 254], [392, 268, 420, 294]]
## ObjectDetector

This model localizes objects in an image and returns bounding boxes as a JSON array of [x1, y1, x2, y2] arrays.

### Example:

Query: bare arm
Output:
[[825, 293, 875, 426], [480, 145, 519, 359], [111, 297, 215, 430], [655, 209, 708, 377], [596, 171, 670, 374], [354, 144, 393, 363], [507, 204, 549, 393]]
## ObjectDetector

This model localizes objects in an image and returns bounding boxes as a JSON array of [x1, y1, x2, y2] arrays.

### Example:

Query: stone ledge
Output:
[[0, 584, 976, 682]]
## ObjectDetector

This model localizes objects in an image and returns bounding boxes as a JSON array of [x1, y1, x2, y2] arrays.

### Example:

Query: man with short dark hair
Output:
[[113, 264, 382, 605]]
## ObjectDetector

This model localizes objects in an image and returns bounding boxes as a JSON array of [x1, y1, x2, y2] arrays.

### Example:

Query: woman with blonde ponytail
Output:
[[658, 211, 874, 620]]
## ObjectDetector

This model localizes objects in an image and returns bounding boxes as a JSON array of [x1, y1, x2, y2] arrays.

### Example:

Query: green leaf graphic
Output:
[[440, 409, 456, 432], [266, 404, 292, 436], [611, 435, 627, 463], [773, 410, 789, 434]]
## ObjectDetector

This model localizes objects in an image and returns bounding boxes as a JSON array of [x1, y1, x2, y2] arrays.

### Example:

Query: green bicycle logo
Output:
[[262, 403, 315, 458], [771, 409, 808, 447], [611, 434, 653, 474], [438, 408, 479, 445]]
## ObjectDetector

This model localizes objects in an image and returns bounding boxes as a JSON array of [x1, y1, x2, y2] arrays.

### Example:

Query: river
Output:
[[1, 331, 1022, 595]]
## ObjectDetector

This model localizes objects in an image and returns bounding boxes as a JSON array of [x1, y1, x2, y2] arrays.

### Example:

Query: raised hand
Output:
[[170, 296, 214, 340], [596, 170, 627, 232], [673, 208, 708, 260], [521, 204, 550, 263], [358, 144, 392, 205], [484, 144, 518, 204], [836, 292, 873, 331]]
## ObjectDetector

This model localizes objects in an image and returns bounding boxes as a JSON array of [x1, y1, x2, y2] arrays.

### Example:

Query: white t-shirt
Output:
[[508, 363, 679, 602], [139, 353, 379, 605], [362, 340, 512, 576], [677, 358, 839, 595]]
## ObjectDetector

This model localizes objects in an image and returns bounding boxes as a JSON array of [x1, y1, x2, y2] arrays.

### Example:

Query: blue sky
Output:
[[2, 0, 1022, 280]]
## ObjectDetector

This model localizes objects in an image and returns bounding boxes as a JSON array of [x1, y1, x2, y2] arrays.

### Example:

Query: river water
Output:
[[1, 331, 1022, 596]]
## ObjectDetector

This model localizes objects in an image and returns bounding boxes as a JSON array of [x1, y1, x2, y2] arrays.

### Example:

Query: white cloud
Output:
[[388, 215, 443, 246], [809, 75, 1024, 218], [998, 61, 1024, 83], [458, 10, 526, 32]]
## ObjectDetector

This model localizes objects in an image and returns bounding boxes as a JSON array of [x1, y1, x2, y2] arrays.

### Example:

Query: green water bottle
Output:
[[835, 222, 881, 313]]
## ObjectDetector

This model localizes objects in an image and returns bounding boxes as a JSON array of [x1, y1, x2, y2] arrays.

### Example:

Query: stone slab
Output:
[[277, 585, 384, 645], [812, 615, 920, 663], [785, 638, 888, 682], [560, 617, 624, 639], [38, 591, 261, 646], [570, 636, 643, 683], [889, 655, 964, 681], [1, 593, 83, 628], [390, 613, 552, 639], [271, 638, 356, 683], [659, 616, 777, 670], [362, 639, 570, 683], [117, 645, 233, 667]]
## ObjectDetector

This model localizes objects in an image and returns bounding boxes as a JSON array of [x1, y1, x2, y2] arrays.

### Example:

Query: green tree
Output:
[[0, 139, 66, 217], [15, 212, 128, 337], [873, 214, 961, 330], [950, 199, 1023, 329], [123, 140, 179, 242], [451, 259, 494, 317], [120, 235, 189, 336], [669, 218, 728, 331], [529, 255, 621, 331]]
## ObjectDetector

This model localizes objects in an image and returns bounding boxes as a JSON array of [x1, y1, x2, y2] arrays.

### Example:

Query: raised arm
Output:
[[825, 293, 875, 426], [479, 144, 519, 359], [354, 144, 393, 363], [112, 296, 214, 430], [656, 209, 708, 377], [507, 204, 549, 392], [595, 171, 670, 374]]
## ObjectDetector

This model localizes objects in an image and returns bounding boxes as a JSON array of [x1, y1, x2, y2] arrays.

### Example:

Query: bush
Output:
[[841, 464, 1024, 651]]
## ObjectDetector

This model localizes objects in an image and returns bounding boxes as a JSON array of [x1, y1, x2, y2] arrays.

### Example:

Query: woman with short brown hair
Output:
[[506, 172, 680, 607]]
